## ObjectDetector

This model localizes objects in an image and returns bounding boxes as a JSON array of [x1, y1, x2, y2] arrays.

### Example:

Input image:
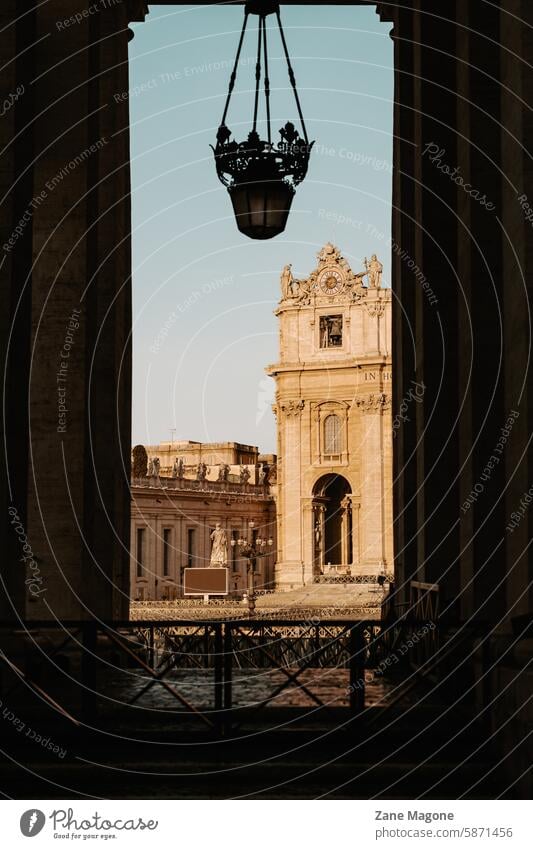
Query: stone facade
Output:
[[267, 244, 393, 589], [143, 440, 271, 478], [130, 453, 276, 599]]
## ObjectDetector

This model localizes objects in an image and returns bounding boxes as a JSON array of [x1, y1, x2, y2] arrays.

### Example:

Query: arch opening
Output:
[[312, 474, 352, 571]]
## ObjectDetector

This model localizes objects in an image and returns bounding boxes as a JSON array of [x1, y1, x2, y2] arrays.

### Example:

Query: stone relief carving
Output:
[[278, 245, 383, 305], [355, 393, 392, 413], [365, 301, 385, 318], [280, 399, 305, 417]]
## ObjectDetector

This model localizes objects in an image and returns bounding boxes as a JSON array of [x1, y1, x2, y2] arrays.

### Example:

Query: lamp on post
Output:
[[212, 1, 314, 240], [231, 520, 273, 615]]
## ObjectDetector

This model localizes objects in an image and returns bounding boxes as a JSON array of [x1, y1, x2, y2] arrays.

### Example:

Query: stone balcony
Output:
[[131, 475, 273, 501]]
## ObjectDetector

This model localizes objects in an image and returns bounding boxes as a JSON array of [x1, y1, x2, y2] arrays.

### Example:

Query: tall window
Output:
[[163, 528, 171, 576], [136, 528, 145, 578], [324, 414, 342, 456], [187, 528, 195, 567]]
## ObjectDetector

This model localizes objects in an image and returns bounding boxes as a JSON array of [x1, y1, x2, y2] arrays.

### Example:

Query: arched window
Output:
[[324, 414, 342, 456]]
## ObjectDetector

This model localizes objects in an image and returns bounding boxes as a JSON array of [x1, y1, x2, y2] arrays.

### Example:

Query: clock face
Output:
[[319, 268, 344, 295]]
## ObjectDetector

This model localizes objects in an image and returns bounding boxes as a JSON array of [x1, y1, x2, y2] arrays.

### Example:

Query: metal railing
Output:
[[0, 618, 393, 733]]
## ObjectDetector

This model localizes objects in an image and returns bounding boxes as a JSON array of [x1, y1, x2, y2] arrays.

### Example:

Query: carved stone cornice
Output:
[[355, 393, 391, 414]]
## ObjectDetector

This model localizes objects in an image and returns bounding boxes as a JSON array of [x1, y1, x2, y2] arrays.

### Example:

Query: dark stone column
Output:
[[1, 2, 36, 619], [501, 0, 533, 622], [0, 0, 146, 622], [415, 4, 460, 610], [389, 1, 419, 604], [458, 2, 506, 625]]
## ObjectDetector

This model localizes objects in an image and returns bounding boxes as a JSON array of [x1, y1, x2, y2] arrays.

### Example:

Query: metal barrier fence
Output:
[[0, 609, 438, 734]]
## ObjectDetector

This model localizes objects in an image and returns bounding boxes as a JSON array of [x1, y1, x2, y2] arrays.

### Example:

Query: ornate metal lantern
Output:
[[212, 1, 314, 240]]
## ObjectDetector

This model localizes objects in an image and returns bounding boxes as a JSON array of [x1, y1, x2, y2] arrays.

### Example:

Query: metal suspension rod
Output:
[[220, 10, 250, 128], [262, 14, 272, 145], [276, 9, 309, 144], [252, 13, 263, 133]]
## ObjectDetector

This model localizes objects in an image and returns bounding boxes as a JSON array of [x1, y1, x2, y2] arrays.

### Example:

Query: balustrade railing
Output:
[[131, 476, 272, 499]]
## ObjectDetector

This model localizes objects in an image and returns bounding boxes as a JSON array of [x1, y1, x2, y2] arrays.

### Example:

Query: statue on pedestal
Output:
[[280, 264, 294, 299], [258, 463, 270, 485], [172, 457, 184, 478], [152, 457, 160, 478], [217, 462, 230, 482], [147, 458, 154, 478], [196, 461, 208, 482], [210, 522, 228, 567], [364, 254, 383, 288], [239, 465, 251, 485]]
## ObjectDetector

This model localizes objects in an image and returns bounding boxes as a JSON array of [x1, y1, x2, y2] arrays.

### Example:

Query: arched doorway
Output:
[[312, 474, 352, 572]]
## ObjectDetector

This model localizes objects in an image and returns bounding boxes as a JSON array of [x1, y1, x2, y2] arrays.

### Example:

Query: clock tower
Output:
[[267, 244, 393, 589]]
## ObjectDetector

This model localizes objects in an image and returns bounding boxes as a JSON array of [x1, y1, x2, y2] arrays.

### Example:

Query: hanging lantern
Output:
[[212, 1, 314, 240]]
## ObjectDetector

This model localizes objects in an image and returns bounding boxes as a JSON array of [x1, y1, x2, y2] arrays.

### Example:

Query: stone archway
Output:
[[312, 474, 352, 572]]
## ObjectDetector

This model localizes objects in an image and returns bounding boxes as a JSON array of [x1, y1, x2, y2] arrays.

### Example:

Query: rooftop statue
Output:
[[364, 254, 383, 288]]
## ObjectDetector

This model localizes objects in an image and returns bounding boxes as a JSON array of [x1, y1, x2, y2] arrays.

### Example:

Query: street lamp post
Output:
[[231, 520, 273, 616]]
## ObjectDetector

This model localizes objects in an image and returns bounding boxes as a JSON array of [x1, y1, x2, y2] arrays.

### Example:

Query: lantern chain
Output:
[[220, 9, 250, 130], [252, 14, 263, 134], [275, 9, 309, 145], [262, 15, 272, 145]]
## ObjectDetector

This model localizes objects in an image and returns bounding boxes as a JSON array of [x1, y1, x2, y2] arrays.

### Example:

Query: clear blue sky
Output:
[[130, 4, 393, 453]]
